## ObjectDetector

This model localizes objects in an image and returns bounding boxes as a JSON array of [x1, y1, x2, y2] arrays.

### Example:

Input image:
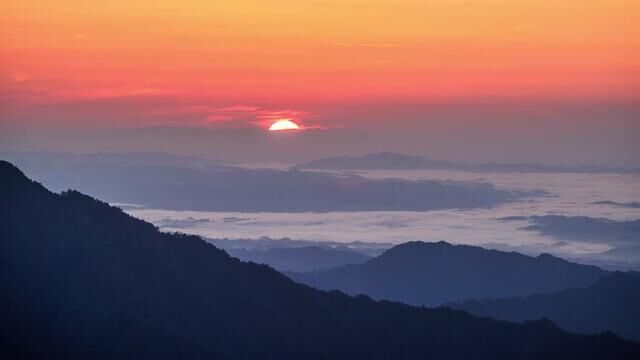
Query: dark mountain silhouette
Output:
[[226, 246, 371, 272], [290, 241, 607, 307], [2, 160, 639, 359], [449, 272, 640, 342], [3, 151, 518, 212], [295, 152, 640, 173]]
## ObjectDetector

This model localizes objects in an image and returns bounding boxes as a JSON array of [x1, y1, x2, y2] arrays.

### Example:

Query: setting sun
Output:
[[269, 119, 301, 131], [2, 0, 640, 357]]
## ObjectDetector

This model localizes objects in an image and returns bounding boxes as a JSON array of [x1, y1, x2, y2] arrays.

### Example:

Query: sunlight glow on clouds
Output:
[[0, 0, 638, 146]]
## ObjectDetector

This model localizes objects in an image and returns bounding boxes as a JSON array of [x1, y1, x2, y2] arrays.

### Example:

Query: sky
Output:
[[1, 1, 639, 164]]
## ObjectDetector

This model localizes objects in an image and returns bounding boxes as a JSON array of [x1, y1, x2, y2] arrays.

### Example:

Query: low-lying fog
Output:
[[127, 168, 640, 271]]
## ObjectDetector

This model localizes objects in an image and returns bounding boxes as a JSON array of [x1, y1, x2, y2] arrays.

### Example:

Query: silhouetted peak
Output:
[[60, 189, 104, 203], [385, 240, 452, 251], [0, 160, 45, 194], [1, 161, 158, 237], [375, 241, 458, 261], [0, 160, 28, 182], [535, 252, 567, 263], [391, 240, 483, 252]]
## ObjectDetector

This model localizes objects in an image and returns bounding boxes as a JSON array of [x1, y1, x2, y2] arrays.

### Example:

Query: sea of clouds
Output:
[[126, 169, 640, 270]]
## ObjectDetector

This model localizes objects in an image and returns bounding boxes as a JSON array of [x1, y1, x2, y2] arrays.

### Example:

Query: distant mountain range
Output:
[[449, 272, 640, 342], [291, 241, 640, 340], [289, 241, 607, 307], [226, 246, 371, 272], [207, 236, 392, 257], [3, 160, 639, 358], [1, 152, 522, 212], [294, 152, 640, 173]]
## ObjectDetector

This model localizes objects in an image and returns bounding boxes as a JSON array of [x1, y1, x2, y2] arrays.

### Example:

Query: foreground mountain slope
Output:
[[1, 161, 637, 359], [291, 241, 607, 307], [449, 272, 640, 342]]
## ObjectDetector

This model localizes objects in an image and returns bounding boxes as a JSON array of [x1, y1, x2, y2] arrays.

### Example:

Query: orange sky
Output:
[[1, 0, 639, 128]]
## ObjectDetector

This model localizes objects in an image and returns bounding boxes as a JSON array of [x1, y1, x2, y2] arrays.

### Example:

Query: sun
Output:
[[269, 119, 300, 131]]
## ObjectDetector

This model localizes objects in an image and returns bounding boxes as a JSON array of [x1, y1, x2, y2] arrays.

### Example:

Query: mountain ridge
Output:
[[449, 271, 640, 342], [3, 159, 638, 359], [226, 246, 371, 272], [290, 240, 608, 307]]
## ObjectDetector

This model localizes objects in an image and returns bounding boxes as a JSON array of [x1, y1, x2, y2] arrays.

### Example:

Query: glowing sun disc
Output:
[[269, 119, 300, 131]]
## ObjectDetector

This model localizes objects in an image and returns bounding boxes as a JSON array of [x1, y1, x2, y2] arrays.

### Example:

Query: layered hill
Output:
[[226, 246, 371, 272], [2, 160, 638, 359], [449, 272, 640, 342], [290, 241, 607, 306]]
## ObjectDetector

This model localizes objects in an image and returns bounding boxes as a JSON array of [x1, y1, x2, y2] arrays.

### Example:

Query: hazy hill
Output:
[[449, 272, 640, 342], [207, 236, 391, 257], [2, 160, 638, 359], [295, 152, 640, 173], [295, 152, 452, 170], [226, 246, 371, 272], [290, 241, 607, 307]]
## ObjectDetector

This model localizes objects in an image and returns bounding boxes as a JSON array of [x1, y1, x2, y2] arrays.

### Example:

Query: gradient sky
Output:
[[1, 1, 639, 132]]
